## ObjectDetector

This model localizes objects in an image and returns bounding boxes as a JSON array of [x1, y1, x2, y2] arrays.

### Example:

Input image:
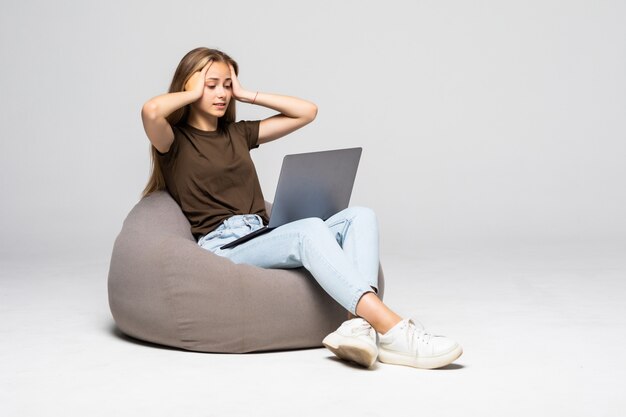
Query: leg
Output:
[[200, 214, 462, 369], [355, 293, 402, 334], [344, 294, 402, 334], [199, 213, 401, 334], [324, 206, 380, 294], [212, 216, 375, 315], [324, 206, 378, 320], [320, 211, 464, 369]]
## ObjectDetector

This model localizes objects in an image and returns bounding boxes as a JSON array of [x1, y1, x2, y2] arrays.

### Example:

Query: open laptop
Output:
[[220, 147, 362, 250]]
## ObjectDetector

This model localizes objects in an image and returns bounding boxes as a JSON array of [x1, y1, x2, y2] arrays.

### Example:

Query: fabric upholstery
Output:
[[107, 191, 385, 353]]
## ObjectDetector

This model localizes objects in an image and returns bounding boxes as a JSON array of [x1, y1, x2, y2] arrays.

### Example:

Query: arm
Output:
[[141, 62, 211, 153], [228, 64, 318, 145]]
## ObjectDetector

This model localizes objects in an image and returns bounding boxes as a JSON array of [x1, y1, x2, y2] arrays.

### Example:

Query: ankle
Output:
[[377, 317, 403, 335], [355, 292, 403, 334]]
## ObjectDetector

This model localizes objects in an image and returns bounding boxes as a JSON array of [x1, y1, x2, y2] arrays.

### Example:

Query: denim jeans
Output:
[[197, 207, 380, 315]]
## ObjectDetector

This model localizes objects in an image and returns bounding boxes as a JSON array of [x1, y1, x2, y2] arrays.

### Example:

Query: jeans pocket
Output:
[[199, 218, 263, 253]]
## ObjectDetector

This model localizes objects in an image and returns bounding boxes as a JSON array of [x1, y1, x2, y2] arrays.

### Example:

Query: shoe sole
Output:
[[378, 344, 463, 369], [322, 333, 378, 368]]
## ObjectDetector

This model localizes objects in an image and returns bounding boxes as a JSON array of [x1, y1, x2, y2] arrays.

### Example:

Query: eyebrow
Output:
[[206, 77, 232, 81]]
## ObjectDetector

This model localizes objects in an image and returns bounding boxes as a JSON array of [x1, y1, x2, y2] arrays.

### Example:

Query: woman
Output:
[[141, 47, 462, 369]]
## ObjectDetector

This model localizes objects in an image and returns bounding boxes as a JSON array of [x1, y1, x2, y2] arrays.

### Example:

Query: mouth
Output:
[[214, 103, 227, 108]]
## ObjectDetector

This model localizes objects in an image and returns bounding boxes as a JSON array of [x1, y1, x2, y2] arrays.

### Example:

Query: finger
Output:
[[228, 63, 237, 78], [183, 74, 193, 91], [184, 71, 200, 91], [201, 60, 213, 76]]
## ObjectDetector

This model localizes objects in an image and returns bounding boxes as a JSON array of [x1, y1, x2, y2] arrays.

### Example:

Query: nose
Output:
[[216, 85, 226, 98]]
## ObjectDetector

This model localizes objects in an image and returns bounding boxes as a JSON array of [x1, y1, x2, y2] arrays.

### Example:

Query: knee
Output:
[[296, 217, 327, 233], [296, 217, 332, 240], [347, 206, 377, 224], [297, 217, 326, 228]]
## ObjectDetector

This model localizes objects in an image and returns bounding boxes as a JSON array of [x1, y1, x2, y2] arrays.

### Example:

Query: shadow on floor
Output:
[[320, 350, 465, 371], [107, 322, 323, 355], [108, 322, 466, 370]]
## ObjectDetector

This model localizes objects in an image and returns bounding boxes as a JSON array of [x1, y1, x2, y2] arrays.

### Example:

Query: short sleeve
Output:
[[232, 120, 261, 150], [155, 126, 181, 159]]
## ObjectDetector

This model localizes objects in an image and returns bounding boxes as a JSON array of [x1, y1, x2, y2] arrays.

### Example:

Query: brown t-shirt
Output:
[[156, 120, 269, 241]]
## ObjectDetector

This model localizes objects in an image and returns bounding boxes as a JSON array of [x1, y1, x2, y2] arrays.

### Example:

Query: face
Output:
[[193, 60, 233, 117]]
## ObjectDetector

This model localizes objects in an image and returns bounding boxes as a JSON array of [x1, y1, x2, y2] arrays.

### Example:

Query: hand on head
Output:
[[228, 63, 246, 101], [184, 60, 213, 98]]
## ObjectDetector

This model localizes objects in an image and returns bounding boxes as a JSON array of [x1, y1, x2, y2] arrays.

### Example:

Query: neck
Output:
[[187, 110, 219, 132]]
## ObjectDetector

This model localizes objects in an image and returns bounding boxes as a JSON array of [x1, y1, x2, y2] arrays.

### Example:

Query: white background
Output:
[[2, 2, 626, 416], [2, 0, 624, 261]]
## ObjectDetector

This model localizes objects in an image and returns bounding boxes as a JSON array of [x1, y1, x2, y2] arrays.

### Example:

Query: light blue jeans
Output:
[[197, 207, 380, 315]]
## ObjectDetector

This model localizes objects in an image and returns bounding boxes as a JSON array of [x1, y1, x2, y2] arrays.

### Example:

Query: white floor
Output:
[[2, 240, 625, 417]]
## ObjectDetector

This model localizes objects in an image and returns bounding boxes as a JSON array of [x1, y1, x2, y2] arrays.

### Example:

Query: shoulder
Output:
[[227, 120, 260, 135], [226, 120, 261, 150]]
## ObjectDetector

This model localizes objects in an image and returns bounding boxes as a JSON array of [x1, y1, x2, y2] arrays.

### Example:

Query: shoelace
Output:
[[404, 318, 434, 353]]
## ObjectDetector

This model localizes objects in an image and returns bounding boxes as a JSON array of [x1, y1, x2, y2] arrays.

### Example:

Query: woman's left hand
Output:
[[226, 63, 317, 145], [229, 63, 255, 103]]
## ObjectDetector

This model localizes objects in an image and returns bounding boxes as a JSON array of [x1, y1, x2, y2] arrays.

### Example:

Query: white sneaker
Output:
[[322, 318, 378, 368], [378, 318, 462, 369]]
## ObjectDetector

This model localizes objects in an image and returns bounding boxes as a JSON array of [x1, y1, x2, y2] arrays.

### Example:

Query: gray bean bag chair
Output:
[[107, 191, 385, 353]]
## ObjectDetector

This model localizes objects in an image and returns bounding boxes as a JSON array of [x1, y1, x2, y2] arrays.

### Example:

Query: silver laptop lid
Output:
[[268, 147, 362, 227]]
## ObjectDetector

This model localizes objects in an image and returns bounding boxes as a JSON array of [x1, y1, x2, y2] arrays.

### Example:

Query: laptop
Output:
[[220, 147, 362, 250]]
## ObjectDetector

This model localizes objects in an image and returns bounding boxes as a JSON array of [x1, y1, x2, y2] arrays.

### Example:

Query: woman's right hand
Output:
[[184, 61, 213, 99], [142, 61, 215, 153]]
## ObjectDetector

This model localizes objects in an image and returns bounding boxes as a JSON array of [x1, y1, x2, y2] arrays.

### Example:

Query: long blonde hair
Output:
[[141, 47, 239, 198]]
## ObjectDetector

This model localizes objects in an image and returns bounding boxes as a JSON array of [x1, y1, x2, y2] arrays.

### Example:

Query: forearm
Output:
[[142, 90, 200, 120], [241, 90, 317, 121]]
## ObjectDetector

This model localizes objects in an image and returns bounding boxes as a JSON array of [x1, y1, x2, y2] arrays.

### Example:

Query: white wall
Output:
[[1, 0, 625, 261]]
